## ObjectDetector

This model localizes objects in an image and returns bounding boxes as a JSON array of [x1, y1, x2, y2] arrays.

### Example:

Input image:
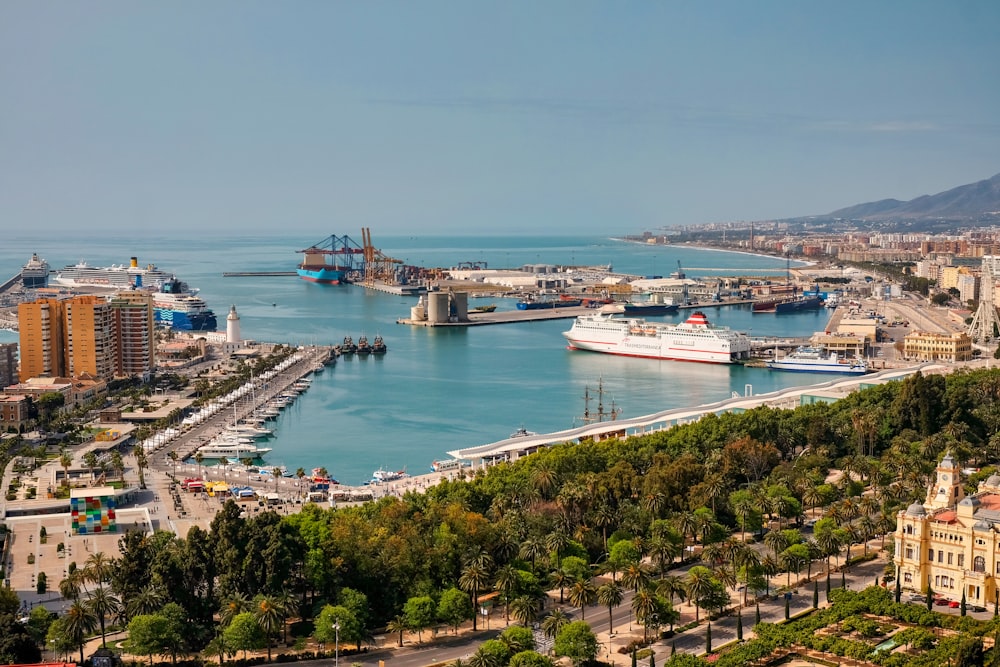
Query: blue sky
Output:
[[2, 2, 999, 237]]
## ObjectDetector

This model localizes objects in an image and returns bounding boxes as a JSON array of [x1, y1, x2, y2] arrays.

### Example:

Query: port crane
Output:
[[297, 235, 365, 272], [361, 227, 404, 286]]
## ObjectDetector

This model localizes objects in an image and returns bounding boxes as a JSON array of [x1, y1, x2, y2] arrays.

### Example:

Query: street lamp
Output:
[[332, 622, 340, 667]]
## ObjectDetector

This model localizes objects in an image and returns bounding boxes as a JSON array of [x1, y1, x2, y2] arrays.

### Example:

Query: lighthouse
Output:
[[223, 304, 242, 354]]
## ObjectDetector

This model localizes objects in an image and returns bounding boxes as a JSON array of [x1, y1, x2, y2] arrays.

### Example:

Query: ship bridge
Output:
[[447, 364, 940, 467]]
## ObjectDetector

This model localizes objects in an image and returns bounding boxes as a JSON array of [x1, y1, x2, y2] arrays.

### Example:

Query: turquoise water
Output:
[[2, 235, 836, 484]]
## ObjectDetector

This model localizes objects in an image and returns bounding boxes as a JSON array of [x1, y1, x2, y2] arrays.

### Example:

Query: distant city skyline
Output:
[[2, 1, 999, 237]]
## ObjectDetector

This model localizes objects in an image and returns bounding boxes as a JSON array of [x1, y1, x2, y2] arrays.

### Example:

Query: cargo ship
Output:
[[516, 296, 583, 310], [297, 234, 364, 284], [752, 295, 823, 313], [52, 257, 217, 331], [563, 311, 751, 364], [767, 346, 868, 374], [623, 298, 679, 316]]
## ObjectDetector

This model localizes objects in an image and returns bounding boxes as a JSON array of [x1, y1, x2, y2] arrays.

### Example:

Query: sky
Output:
[[2, 1, 999, 237]]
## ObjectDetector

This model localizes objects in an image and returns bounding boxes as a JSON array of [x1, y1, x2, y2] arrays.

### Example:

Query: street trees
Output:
[[553, 621, 599, 666], [222, 612, 264, 661], [438, 587, 472, 634]]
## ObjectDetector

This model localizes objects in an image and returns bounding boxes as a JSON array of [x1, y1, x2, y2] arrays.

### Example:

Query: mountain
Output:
[[827, 172, 1000, 220]]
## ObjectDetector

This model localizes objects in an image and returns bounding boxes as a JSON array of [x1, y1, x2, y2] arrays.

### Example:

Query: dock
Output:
[[222, 271, 297, 277], [399, 305, 595, 327]]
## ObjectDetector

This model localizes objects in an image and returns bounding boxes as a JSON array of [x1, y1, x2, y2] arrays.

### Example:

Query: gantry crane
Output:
[[361, 227, 404, 286]]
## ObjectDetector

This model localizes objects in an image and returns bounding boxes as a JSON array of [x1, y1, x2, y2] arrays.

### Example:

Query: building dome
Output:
[[986, 474, 1000, 487], [975, 520, 992, 532], [959, 496, 981, 508], [940, 452, 956, 469], [906, 502, 927, 516]]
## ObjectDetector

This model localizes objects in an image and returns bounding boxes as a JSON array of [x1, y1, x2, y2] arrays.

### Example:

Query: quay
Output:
[[446, 363, 942, 466], [222, 271, 297, 277], [399, 304, 594, 327]]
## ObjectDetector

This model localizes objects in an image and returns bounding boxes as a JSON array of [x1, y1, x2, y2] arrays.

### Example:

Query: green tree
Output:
[[438, 587, 473, 634], [223, 611, 265, 661], [403, 596, 436, 642], [553, 621, 599, 666], [540, 609, 570, 639], [460, 562, 491, 632], [315, 605, 362, 656], [123, 613, 171, 666], [509, 650, 555, 667], [25, 606, 54, 648], [597, 581, 624, 637], [46, 618, 77, 661], [0, 613, 42, 664], [500, 625, 535, 654], [568, 579, 597, 620], [84, 586, 121, 647], [470, 639, 511, 667]]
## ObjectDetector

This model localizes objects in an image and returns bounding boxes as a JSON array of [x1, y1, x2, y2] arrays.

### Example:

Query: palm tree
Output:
[[469, 645, 504, 667], [253, 595, 284, 661], [241, 458, 254, 485], [597, 581, 624, 636], [459, 562, 491, 631], [684, 567, 714, 623], [64, 600, 98, 664], [519, 538, 547, 571], [510, 595, 539, 627], [296, 467, 307, 498], [133, 445, 148, 489], [656, 574, 685, 607], [85, 587, 121, 647], [83, 451, 99, 483], [111, 450, 125, 482], [84, 552, 113, 589], [167, 450, 179, 478], [126, 584, 165, 620], [530, 466, 558, 499], [632, 588, 657, 642], [621, 563, 652, 594], [494, 564, 519, 621], [546, 530, 570, 569], [760, 554, 781, 596], [646, 535, 680, 577], [550, 567, 572, 604], [568, 579, 596, 620], [592, 503, 618, 551], [59, 573, 82, 601], [674, 511, 698, 551], [219, 594, 250, 627], [59, 450, 73, 487], [540, 609, 570, 639], [194, 451, 205, 479], [386, 615, 407, 647]]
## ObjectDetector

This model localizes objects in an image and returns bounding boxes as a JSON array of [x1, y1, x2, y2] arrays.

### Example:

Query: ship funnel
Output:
[[130, 256, 138, 268]]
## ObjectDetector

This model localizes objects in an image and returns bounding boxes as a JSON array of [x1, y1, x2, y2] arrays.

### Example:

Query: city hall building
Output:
[[895, 453, 1000, 608]]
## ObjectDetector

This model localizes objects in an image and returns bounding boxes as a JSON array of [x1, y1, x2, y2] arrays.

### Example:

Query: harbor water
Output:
[[2, 235, 834, 484]]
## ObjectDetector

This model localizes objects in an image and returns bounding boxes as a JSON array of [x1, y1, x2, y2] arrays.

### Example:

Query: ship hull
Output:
[[622, 303, 679, 316], [775, 296, 823, 313], [563, 312, 751, 364], [766, 361, 868, 375], [517, 299, 582, 310], [154, 308, 218, 331], [298, 267, 347, 284]]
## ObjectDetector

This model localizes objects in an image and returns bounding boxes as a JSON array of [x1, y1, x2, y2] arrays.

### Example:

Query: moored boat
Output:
[[766, 347, 869, 374], [371, 335, 387, 355], [517, 296, 583, 310], [563, 311, 751, 364]]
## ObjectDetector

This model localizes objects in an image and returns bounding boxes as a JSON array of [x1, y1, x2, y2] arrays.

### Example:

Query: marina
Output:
[[0, 234, 885, 485]]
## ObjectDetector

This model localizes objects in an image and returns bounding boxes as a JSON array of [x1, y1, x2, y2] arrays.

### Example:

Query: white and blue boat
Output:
[[766, 346, 868, 375]]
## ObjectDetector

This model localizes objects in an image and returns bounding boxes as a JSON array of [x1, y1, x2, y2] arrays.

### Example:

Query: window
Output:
[[974, 556, 986, 573], [929, 549, 934, 560], [906, 547, 914, 559], [905, 525, 914, 535], [938, 550, 944, 563], [948, 552, 954, 565], [904, 572, 912, 583], [959, 554, 965, 567]]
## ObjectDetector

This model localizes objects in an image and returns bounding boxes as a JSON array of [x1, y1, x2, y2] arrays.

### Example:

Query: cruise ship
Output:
[[767, 346, 869, 375], [52, 257, 217, 331], [21, 253, 50, 288], [563, 311, 752, 364]]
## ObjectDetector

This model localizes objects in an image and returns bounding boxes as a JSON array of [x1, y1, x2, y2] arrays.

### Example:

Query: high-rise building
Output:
[[109, 291, 155, 377], [18, 292, 155, 382], [17, 298, 66, 381], [64, 295, 115, 379], [0, 342, 18, 388]]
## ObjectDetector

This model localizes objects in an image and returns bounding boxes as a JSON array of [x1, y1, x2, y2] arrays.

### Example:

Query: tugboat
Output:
[[371, 335, 387, 355], [340, 336, 357, 355], [356, 335, 372, 356]]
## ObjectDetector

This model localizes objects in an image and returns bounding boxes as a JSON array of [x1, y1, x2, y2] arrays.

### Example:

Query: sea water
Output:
[[1, 235, 834, 484]]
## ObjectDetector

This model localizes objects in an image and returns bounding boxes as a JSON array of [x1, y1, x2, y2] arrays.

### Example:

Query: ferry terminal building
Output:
[[895, 453, 1000, 607]]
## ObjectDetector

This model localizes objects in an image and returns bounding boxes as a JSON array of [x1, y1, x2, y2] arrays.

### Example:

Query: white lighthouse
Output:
[[224, 304, 242, 353]]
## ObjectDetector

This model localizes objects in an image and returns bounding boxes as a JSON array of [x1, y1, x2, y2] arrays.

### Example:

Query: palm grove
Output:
[[28, 367, 1000, 665]]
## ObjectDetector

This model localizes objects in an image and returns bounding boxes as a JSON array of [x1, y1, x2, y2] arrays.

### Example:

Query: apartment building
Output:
[[17, 298, 66, 381]]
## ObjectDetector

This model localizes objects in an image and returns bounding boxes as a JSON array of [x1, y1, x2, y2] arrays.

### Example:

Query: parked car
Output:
[[949, 600, 960, 608]]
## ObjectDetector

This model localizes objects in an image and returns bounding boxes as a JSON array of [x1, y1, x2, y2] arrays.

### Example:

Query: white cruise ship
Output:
[[563, 311, 751, 364], [766, 346, 868, 375], [52, 256, 217, 330]]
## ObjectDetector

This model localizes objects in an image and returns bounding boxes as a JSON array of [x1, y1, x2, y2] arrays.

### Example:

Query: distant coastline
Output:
[[610, 237, 813, 268]]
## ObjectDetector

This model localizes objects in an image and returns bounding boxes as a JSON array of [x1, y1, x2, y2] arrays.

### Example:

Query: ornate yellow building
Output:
[[895, 453, 1000, 607]]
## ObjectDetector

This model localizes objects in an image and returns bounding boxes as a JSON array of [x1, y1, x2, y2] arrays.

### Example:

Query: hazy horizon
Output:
[[2, 2, 999, 237]]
